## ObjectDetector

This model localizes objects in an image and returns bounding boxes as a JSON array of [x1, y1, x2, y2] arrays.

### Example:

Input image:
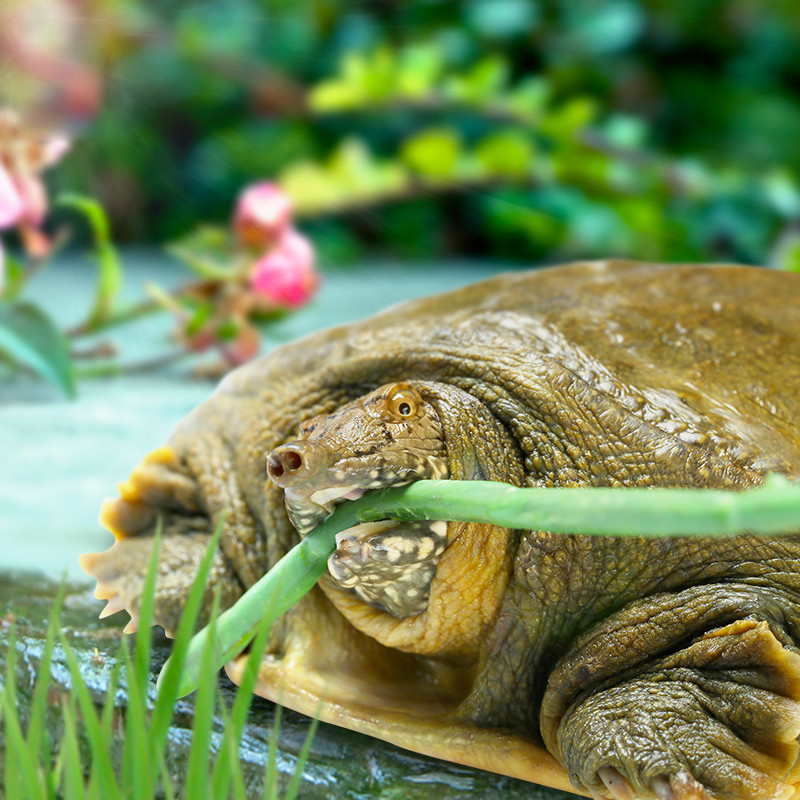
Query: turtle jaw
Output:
[[276, 452, 451, 617], [281, 453, 449, 536]]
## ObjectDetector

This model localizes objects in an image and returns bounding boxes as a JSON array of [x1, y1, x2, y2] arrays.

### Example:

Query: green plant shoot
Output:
[[164, 474, 800, 698]]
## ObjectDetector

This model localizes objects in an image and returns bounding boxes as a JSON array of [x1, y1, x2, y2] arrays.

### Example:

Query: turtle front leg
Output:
[[540, 584, 800, 800], [81, 438, 263, 636]]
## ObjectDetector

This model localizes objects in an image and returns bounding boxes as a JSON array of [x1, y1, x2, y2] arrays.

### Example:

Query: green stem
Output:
[[163, 474, 800, 698], [65, 296, 161, 338], [74, 349, 189, 379]]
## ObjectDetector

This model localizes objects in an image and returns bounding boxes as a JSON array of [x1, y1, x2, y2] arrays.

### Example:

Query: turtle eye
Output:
[[386, 385, 422, 420]]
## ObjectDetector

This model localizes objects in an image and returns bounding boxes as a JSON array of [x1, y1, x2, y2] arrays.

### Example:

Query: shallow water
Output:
[[0, 253, 577, 798], [0, 252, 506, 575]]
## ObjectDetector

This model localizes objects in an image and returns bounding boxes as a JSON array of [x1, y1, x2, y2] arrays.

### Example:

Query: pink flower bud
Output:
[[233, 182, 292, 248], [0, 162, 24, 228], [250, 228, 319, 309], [42, 137, 71, 168], [14, 172, 48, 227]]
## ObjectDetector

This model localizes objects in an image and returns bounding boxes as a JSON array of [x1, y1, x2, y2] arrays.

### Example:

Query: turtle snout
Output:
[[267, 441, 330, 487]]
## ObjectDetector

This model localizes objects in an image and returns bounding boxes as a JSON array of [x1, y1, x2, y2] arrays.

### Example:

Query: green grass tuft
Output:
[[0, 521, 316, 800]]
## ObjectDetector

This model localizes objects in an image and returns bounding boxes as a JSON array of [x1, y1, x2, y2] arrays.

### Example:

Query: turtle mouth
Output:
[[280, 455, 450, 617], [284, 454, 447, 536]]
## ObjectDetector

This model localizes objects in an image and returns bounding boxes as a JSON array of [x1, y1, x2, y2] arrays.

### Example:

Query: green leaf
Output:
[[397, 44, 443, 99], [763, 170, 800, 218], [362, 46, 397, 100], [771, 232, 800, 273], [401, 127, 462, 179], [465, 0, 540, 39], [602, 114, 648, 150], [505, 76, 551, 122], [167, 224, 238, 280], [0, 302, 75, 396], [0, 250, 26, 301], [308, 79, 364, 112], [60, 631, 122, 800], [185, 301, 213, 336], [57, 194, 123, 329], [184, 589, 222, 800], [445, 55, 509, 104], [328, 138, 380, 195], [562, 0, 643, 55], [279, 160, 347, 214], [540, 97, 598, 139], [475, 129, 535, 179], [284, 711, 321, 800]]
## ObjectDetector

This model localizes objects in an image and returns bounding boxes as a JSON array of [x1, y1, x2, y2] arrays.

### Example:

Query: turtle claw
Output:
[[81, 543, 146, 633], [592, 769, 709, 800], [98, 595, 125, 619], [326, 520, 448, 618], [651, 773, 710, 800], [650, 776, 677, 800], [598, 767, 635, 800]]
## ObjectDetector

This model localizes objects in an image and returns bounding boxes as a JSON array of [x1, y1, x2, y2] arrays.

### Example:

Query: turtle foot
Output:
[[592, 768, 711, 800], [80, 533, 241, 637], [326, 519, 448, 618]]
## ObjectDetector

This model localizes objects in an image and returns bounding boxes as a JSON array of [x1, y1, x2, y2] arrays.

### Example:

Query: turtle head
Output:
[[266, 382, 451, 618], [267, 382, 449, 533]]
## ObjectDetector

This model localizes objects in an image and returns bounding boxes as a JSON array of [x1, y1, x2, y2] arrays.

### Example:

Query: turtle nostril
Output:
[[267, 453, 284, 478], [267, 444, 309, 486], [284, 450, 303, 472]]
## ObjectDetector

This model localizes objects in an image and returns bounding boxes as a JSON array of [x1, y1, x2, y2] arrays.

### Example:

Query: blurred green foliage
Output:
[[53, 0, 800, 267]]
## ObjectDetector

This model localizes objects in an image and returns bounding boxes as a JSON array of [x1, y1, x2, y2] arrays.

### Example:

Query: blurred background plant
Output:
[[2, 0, 800, 393]]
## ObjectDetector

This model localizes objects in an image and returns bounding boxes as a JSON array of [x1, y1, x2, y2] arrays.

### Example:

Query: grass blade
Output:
[[263, 702, 282, 800], [26, 579, 68, 761], [151, 517, 224, 758], [134, 522, 162, 687], [120, 644, 151, 800], [3, 644, 46, 800], [156, 749, 176, 800], [209, 699, 235, 800], [283, 709, 321, 800], [3, 620, 23, 800], [59, 697, 87, 800], [209, 573, 287, 798], [184, 589, 223, 800], [4, 697, 45, 800], [59, 632, 122, 800], [121, 523, 162, 798]]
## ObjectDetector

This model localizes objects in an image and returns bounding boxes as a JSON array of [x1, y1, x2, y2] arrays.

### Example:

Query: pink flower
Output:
[[0, 0, 102, 122], [250, 228, 319, 309], [0, 162, 24, 228], [0, 160, 24, 296], [0, 108, 71, 272], [233, 182, 292, 248]]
